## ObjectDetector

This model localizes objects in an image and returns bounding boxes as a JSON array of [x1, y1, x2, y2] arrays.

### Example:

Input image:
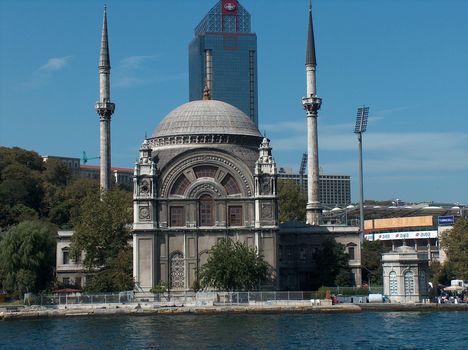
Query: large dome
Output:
[[153, 100, 262, 138]]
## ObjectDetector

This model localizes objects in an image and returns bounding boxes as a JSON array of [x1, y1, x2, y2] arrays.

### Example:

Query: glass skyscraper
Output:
[[189, 0, 258, 125]]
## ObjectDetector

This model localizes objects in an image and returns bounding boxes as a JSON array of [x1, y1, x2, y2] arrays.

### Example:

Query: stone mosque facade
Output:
[[132, 99, 278, 291]]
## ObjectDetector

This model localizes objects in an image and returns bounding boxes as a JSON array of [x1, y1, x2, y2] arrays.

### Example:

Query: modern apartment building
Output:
[[278, 170, 351, 209]]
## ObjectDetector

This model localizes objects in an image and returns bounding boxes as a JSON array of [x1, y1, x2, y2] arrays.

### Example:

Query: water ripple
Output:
[[0, 312, 466, 349]]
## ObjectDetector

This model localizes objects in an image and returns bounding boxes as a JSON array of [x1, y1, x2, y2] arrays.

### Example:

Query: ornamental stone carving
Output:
[[139, 207, 151, 221], [187, 182, 224, 199], [261, 203, 273, 219], [140, 179, 151, 195], [170, 252, 185, 289]]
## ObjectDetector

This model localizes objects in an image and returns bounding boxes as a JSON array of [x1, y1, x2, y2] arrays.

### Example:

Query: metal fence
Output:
[[31, 291, 135, 306], [211, 291, 323, 305], [321, 286, 384, 296], [30, 288, 378, 306]]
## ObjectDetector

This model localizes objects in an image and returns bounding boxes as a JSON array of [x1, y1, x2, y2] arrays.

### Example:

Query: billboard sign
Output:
[[365, 230, 438, 241], [438, 216, 454, 226]]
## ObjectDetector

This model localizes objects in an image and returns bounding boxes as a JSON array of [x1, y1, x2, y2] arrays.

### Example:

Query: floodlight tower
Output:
[[354, 106, 369, 243]]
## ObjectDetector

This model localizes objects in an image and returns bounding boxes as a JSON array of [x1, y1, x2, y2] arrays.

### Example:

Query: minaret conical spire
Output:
[[306, 0, 317, 67], [99, 5, 111, 70]]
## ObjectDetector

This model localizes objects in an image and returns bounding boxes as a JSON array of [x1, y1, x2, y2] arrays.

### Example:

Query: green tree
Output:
[[313, 238, 351, 288], [199, 238, 269, 291], [71, 189, 133, 292], [0, 147, 44, 228], [0, 163, 43, 212], [428, 260, 456, 286], [85, 247, 134, 293], [277, 179, 306, 223], [0, 221, 56, 298], [440, 217, 468, 280], [0, 147, 44, 173], [42, 158, 71, 187], [57, 178, 100, 228], [361, 240, 390, 286]]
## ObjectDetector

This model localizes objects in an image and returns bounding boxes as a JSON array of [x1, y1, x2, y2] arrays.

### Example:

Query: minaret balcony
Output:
[[302, 96, 322, 114], [95, 101, 115, 116]]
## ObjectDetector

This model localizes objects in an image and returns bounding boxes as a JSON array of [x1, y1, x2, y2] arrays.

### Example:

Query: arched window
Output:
[[62, 248, 70, 265], [404, 271, 414, 295], [170, 174, 191, 195], [170, 252, 185, 289], [199, 194, 214, 226], [194, 166, 217, 178], [222, 174, 240, 195], [346, 243, 357, 260], [389, 271, 398, 295]]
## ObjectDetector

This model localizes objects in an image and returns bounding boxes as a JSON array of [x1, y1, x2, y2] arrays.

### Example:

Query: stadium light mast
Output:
[[354, 106, 369, 243]]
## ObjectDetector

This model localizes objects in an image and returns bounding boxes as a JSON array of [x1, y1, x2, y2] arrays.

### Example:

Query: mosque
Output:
[[132, 96, 278, 290], [59, 1, 362, 292]]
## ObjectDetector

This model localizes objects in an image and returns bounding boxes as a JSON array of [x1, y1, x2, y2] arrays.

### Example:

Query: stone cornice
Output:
[[148, 134, 261, 149]]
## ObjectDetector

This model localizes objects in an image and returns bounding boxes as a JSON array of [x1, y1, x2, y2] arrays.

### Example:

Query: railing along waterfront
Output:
[[31, 292, 135, 306], [31, 288, 378, 306], [211, 291, 323, 305]]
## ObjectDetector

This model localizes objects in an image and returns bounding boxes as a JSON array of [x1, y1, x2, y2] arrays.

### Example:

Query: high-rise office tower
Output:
[[189, 0, 258, 125]]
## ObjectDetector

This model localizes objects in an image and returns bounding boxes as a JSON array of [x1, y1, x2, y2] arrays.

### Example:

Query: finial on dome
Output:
[[203, 85, 211, 100]]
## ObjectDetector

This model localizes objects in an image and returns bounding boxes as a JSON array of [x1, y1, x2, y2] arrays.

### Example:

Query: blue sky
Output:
[[1, 0, 467, 204]]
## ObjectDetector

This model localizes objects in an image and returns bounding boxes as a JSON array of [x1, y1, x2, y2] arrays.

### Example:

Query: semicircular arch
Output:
[[160, 149, 254, 198]]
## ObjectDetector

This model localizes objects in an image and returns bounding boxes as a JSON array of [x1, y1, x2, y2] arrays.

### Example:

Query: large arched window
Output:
[[404, 271, 414, 295], [199, 194, 214, 226], [389, 271, 398, 295], [170, 252, 185, 289], [170, 174, 191, 195]]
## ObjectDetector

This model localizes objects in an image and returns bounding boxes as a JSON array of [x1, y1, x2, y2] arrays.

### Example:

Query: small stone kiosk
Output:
[[382, 245, 429, 303]]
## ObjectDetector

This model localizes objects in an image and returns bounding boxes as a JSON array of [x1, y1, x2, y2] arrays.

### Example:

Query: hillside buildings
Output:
[[42, 155, 133, 188]]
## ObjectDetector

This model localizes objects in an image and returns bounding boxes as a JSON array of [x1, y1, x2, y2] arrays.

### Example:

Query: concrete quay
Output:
[[1, 303, 467, 321]]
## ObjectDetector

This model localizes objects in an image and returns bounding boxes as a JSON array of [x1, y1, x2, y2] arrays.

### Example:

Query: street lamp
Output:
[[354, 106, 369, 244]]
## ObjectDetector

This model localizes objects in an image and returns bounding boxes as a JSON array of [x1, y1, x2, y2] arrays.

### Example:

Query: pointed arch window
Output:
[[222, 174, 241, 195], [199, 194, 214, 226], [170, 174, 191, 196]]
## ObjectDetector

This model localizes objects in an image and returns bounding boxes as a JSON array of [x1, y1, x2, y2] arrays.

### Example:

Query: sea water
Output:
[[0, 312, 466, 349]]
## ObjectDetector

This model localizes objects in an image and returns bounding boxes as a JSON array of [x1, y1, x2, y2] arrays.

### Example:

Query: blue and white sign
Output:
[[438, 216, 454, 226]]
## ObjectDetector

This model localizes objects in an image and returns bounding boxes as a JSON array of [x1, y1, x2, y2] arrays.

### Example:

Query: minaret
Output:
[[302, 1, 322, 225], [95, 6, 115, 192]]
